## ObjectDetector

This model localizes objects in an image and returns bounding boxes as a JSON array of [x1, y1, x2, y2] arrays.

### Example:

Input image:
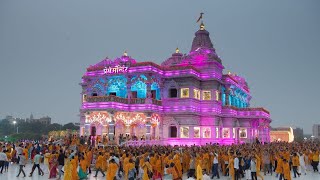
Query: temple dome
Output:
[[190, 23, 214, 52], [161, 48, 184, 67]]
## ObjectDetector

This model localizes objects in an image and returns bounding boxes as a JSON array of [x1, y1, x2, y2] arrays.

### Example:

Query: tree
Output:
[[62, 123, 79, 131], [46, 123, 63, 133]]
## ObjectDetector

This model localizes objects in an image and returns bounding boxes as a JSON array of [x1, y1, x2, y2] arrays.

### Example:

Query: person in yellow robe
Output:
[[275, 156, 283, 178], [173, 154, 182, 178], [196, 163, 202, 180], [125, 159, 136, 180], [202, 152, 210, 173], [141, 158, 153, 180], [228, 155, 235, 180], [71, 156, 79, 180], [86, 149, 93, 174], [283, 159, 291, 180], [94, 152, 106, 177], [167, 162, 180, 180], [311, 150, 319, 172], [255, 154, 264, 180], [107, 159, 118, 180], [79, 156, 88, 179], [292, 153, 301, 178], [123, 154, 130, 179], [154, 155, 162, 179], [23, 148, 28, 160], [63, 159, 72, 180]]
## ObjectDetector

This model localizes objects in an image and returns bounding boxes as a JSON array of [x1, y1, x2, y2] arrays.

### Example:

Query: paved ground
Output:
[[1, 163, 320, 180]]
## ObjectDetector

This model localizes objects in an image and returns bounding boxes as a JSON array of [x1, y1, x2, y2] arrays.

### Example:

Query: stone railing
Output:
[[222, 106, 270, 118], [85, 95, 162, 106], [152, 99, 162, 106], [129, 98, 146, 104], [85, 95, 129, 104]]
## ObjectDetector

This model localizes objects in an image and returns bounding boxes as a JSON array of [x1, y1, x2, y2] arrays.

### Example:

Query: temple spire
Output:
[[175, 47, 180, 53], [200, 21, 205, 30]]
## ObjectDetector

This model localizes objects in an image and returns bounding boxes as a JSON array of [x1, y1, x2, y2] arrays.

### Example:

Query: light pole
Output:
[[13, 121, 17, 134]]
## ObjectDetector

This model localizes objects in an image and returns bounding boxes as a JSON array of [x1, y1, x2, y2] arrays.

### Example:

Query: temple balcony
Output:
[[221, 106, 270, 119], [162, 98, 221, 114], [82, 95, 163, 111]]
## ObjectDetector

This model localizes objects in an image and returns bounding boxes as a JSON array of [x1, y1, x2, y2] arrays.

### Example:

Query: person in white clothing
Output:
[[298, 152, 307, 175], [234, 156, 240, 180], [0, 150, 8, 174]]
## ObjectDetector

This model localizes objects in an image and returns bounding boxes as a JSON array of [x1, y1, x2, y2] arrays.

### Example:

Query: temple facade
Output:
[[79, 22, 271, 146]]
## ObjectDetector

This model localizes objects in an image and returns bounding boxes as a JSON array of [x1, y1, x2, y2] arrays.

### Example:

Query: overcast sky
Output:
[[1, 0, 319, 133]]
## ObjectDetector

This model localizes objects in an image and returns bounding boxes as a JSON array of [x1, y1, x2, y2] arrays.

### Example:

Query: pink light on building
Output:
[[79, 20, 271, 146]]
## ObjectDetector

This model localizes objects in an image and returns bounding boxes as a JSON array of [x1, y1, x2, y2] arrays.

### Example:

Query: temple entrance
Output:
[[113, 112, 161, 143], [91, 126, 96, 136]]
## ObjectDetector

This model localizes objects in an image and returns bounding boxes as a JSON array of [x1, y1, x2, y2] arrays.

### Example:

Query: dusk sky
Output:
[[1, 1, 319, 133]]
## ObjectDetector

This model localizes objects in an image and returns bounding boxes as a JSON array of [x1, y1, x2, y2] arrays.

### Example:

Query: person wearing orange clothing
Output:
[[173, 154, 182, 179], [23, 148, 28, 161], [202, 152, 210, 174], [255, 153, 264, 180], [311, 150, 319, 172], [141, 158, 153, 180], [227, 155, 235, 180], [123, 153, 131, 179], [94, 152, 106, 177], [283, 159, 291, 180], [71, 156, 79, 180], [86, 149, 93, 174], [275, 156, 283, 178], [196, 162, 202, 180], [292, 153, 301, 178], [153, 154, 162, 179], [223, 153, 229, 176], [125, 159, 136, 180], [79, 156, 88, 179], [167, 162, 181, 180]]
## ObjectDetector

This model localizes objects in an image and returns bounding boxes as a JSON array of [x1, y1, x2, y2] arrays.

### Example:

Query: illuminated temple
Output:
[[79, 22, 271, 146]]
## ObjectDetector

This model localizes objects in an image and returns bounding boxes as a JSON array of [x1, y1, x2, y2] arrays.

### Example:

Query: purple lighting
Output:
[[79, 22, 271, 145]]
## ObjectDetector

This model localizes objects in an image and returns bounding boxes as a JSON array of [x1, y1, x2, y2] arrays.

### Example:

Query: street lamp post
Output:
[[13, 121, 16, 134]]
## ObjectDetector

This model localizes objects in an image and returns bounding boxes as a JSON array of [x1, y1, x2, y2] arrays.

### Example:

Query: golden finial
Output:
[[175, 47, 180, 53], [123, 51, 128, 56], [200, 21, 205, 30]]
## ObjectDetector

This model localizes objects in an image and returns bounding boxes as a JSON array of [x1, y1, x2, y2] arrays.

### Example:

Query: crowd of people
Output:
[[0, 135, 319, 180]]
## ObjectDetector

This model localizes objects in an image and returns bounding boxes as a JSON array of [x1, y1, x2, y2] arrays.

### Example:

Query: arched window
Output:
[[107, 75, 127, 98], [92, 92, 98, 96], [151, 82, 161, 100], [169, 126, 177, 138], [221, 86, 226, 106], [130, 75, 147, 98]]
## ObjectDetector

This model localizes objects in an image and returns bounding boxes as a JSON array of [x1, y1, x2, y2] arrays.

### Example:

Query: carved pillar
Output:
[[230, 127, 234, 141], [126, 75, 132, 99], [225, 90, 229, 106], [146, 81, 152, 104], [247, 127, 252, 143], [158, 115, 163, 140], [146, 122, 151, 140], [108, 112, 115, 141], [211, 126, 216, 142], [145, 113, 152, 140], [189, 126, 194, 138]]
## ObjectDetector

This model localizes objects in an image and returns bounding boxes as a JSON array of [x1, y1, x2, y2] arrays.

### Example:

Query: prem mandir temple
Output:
[[79, 22, 271, 146]]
